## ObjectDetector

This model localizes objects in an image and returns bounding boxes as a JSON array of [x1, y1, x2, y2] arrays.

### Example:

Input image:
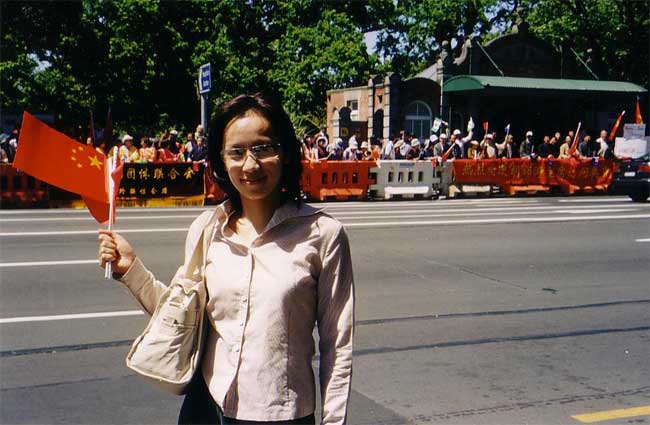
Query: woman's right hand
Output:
[[98, 230, 136, 275]]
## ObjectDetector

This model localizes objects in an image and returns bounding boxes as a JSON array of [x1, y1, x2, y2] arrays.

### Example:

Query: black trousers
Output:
[[178, 374, 315, 425]]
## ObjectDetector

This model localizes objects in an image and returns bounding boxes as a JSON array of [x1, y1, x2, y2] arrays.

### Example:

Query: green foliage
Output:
[[1, 0, 647, 133]]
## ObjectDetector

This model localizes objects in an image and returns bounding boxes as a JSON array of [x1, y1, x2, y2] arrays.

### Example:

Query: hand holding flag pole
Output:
[[104, 149, 118, 279]]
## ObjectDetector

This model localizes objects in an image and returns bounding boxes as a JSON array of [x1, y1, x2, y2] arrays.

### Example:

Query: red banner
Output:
[[452, 158, 614, 189]]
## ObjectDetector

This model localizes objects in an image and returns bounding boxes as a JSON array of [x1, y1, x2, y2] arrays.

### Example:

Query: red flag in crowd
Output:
[[482, 121, 489, 133], [568, 122, 582, 156], [12, 111, 122, 224], [635, 97, 644, 124], [608, 110, 625, 142]]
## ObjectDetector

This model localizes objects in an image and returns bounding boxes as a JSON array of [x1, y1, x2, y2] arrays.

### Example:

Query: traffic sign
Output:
[[199, 63, 211, 94]]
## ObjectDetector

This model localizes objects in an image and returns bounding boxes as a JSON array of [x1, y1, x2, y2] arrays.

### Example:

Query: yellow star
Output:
[[89, 155, 103, 170]]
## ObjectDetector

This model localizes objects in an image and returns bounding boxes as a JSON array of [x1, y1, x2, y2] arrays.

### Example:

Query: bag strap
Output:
[[182, 209, 221, 280]]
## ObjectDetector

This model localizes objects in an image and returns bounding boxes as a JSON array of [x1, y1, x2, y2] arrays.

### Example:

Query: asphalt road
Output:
[[1, 195, 649, 425]]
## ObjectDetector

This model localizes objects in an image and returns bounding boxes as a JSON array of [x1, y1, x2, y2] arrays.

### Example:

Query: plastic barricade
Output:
[[368, 160, 437, 200], [1, 164, 48, 207], [300, 160, 376, 201]]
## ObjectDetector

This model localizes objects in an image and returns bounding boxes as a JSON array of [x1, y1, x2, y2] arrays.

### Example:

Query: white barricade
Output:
[[432, 161, 454, 197], [369, 160, 436, 199]]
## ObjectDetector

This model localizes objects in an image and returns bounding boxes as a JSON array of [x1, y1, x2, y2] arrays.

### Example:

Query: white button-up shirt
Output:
[[119, 199, 354, 424]]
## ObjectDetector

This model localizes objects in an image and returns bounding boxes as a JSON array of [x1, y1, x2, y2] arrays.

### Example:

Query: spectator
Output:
[[381, 137, 395, 160], [421, 135, 436, 159], [596, 130, 609, 152], [399, 132, 412, 158], [316, 126, 329, 145], [496, 134, 516, 158], [119, 135, 140, 163], [466, 140, 480, 159], [519, 131, 534, 158], [7, 129, 18, 162], [480, 134, 497, 158], [94, 139, 106, 156], [558, 136, 574, 159], [406, 138, 420, 160], [599, 138, 616, 159], [194, 124, 204, 141], [393, 137, 405, 159], [315, 136, 328, 160], [326, 142, 342, 160], [157, 139, 182, 162], [343, 140, 360, 160], [536, 135, 554, 158], [359, 141, 373, 161], [139, 138, 156, 162], [190, 136, 208, 162], [433, 133, 450, 158], [185, 132, 196, 156], [348, 130, 360, 151], [0, 134, 9, 163], [579, 134, 599, 157]]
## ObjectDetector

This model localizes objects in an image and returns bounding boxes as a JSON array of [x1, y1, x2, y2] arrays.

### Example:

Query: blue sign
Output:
[[199, 63, 211, 94]]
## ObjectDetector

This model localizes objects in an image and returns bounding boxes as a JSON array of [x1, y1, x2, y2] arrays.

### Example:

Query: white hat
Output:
[[349, 140, 358, 149], [485, 133, 493, 139], [360, 141, 368, 149], [122, 134, 133, 141], [411, 138, 420, 147], [429, 134, 438, 143], [439, 133, 448, 139], [526, 131, 533, 137], [170, 129, 178, 135], [453, 129, 462, 136]]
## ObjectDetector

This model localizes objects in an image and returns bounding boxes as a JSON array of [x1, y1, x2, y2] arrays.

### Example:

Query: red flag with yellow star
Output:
[[13, 111, 122, 224]]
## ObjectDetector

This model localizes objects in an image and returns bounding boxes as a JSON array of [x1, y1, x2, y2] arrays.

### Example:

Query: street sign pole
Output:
[[198, 63, 211, 133]]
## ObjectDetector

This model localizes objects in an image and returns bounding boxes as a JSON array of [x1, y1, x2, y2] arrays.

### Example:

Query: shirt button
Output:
[[234, 346, 240, 353]]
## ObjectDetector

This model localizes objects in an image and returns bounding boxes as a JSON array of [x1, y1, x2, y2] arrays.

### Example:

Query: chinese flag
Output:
[[607, 110, 625, 142], [13, 111, 122, 224], [635, 97, 644, 124], [482, 121, 489, 133]]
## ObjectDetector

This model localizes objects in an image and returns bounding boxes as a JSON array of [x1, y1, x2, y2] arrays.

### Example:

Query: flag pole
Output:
[[104, 148, 117, 279]]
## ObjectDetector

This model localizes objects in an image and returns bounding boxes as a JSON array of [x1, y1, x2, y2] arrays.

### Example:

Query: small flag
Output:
[[608, 110, 625, 142], [482, 121, 489, 133], [504, 124, 511, 135], [568, 122, 582, 156], [467, 117, 475, 132], [635, 97, 643, 124], [13, 112, 122, 224], [432, 118, 442, 133]]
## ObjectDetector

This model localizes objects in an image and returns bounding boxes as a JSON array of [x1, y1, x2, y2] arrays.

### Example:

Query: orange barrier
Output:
[[300, 160, 377, 201], [1, 164, 48, 207], [452, 158, 615, 195]]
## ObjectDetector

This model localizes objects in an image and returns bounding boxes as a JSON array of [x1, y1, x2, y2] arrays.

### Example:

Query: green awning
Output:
[[444, 75, 647, 94]]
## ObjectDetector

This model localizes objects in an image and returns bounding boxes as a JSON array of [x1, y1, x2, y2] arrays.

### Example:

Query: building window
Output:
[[346, 99, 359, 119], [404, 101, 432, 140]]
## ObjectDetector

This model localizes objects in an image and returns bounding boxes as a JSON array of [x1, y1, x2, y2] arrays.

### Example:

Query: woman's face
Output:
[[222, 112, 283, 203]]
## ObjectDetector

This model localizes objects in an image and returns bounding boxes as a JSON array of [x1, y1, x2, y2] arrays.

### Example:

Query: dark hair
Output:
[[207, 92, 302, 210]]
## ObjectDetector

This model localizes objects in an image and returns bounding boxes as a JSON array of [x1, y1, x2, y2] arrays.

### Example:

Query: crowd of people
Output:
[[2, 118, 617, 166], [300, 123, 617, 163]]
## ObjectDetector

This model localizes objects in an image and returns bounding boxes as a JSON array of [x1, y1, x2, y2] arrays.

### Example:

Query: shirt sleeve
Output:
[[116, 210, 211, 315], [317, 224, 355, 425]]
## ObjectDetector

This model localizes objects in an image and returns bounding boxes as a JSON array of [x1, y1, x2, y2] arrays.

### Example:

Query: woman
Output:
[[98, 93, 354, 425]]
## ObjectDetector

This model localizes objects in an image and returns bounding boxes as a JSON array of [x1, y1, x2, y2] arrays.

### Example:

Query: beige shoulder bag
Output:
[[126, 213, 217, 395]]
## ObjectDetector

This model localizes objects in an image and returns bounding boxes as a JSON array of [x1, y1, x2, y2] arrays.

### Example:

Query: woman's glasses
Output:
[[222, 143, 281, 163]]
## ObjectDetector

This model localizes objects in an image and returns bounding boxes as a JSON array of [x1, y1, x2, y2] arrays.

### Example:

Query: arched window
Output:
[[404, 101, 432, 140]]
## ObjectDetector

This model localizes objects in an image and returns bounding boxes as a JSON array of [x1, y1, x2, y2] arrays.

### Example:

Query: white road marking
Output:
[[338, 208, 638, 220], [558, 209, 637, 214], [0, 310, 144, 324], [636, 238, 650, 242], [0, 207, 209, 215], [1, 214, 201, 222], [0, 259, 98, 268], [343, 214, 650, 228], [0, 228, 188, 236], [557, 197, 630, 203]]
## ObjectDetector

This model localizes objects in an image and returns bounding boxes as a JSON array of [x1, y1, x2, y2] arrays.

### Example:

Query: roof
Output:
[[444, 75, 647, 94]]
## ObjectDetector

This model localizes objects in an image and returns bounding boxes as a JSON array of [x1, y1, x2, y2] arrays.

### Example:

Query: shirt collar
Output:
[[214, 198, 323, 238]]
